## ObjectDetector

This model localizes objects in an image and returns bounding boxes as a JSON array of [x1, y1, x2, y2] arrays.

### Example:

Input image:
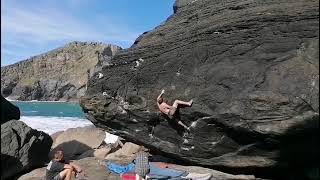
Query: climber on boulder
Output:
[[157, 89, 193, 131]]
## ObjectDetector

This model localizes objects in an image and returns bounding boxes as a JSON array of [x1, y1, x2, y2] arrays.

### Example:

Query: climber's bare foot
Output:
[[188, 99, 193, 106]]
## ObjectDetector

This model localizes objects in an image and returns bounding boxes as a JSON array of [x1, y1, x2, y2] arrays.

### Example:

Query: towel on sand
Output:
[[106, 162, 135, 174], [148, 162, 187, 178]]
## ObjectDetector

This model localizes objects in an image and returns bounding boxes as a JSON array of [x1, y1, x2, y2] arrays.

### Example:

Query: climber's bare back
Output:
[[158, 102, 171, 115]]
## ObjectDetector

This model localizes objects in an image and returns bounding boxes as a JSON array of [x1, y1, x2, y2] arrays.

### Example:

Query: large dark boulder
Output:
[[80, 0, 319, 179], [1, 95, 20, 124], [1, 121, 53, 180]]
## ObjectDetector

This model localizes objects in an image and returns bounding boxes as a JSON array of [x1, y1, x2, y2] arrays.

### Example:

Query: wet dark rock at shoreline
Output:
[[1, 95, 20, 124], [1, 121, 52, 180]]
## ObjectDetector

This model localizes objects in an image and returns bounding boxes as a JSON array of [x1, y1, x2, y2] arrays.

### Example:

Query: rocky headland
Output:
[[80, 0, 319, 179], [1, 41, 122, 101]]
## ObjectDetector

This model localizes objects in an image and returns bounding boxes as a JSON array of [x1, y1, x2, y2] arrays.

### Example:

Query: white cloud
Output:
[[1, 1, 140, 66], [1, 2, 138, 47]]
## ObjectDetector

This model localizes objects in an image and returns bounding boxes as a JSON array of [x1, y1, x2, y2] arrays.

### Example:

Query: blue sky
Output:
[[1, 0, 175, 66]]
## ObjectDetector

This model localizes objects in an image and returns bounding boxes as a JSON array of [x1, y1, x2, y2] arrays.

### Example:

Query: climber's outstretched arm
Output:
[[157, 89, 165, 101], [157, 89, 165, 107]]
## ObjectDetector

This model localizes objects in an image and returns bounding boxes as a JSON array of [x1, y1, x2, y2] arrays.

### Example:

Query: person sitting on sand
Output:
[[46, 150, 84, 180], [156, 89, 193, 131]]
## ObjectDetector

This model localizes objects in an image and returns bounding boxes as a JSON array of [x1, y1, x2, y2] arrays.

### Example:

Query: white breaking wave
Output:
[[24, 111, 38, 113], [20, 116, 94, 135], [5, 98, 68, 103], [5, 97, 18, 101]]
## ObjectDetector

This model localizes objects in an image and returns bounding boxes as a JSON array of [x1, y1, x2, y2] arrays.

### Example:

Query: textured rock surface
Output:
[[50, 126, 105, 161], [17, 157, 121, 180], [173, 0, 196, 13], [1, 95, 20, 124], [1, 120, 52, 180], [17, 167, 46, 180], [104, 142, 143, 164], [80, 0, 319, 179], [1, 41, 121, 101], [169, 164, 257, 180], [76, 147, 112, 160]]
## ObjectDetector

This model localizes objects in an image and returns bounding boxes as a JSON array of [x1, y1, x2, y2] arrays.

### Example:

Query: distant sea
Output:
[[10, 100, 93, 135]]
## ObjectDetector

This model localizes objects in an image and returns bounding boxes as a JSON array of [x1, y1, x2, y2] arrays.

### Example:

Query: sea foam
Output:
[[20, 116, 94, 135]]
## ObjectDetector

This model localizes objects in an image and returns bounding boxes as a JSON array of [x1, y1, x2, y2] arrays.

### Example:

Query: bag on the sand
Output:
[[121, 172, 136, 180]]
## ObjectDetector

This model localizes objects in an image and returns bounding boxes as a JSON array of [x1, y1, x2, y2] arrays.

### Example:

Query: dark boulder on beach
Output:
[[1, 95, 20, 124], [80, 0, 319, 179], [1, 121, 52, 180]]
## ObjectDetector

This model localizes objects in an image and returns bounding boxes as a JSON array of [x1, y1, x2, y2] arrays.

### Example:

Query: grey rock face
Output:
[[17, 157, 120, 180], [1, 121, 52, 180], [80, 0, 319, 179], [1, 95, 20, 124], [173, 0, 198, 13], [50, 126, 105, 161], [1, 41, 122, 101]]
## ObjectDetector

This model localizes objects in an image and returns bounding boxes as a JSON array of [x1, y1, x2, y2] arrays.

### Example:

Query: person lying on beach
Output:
[[156, 89, 193, 131], [46, 150, 84, 180]]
